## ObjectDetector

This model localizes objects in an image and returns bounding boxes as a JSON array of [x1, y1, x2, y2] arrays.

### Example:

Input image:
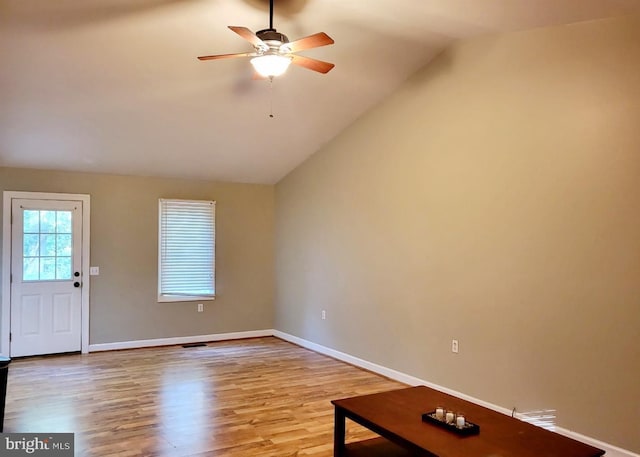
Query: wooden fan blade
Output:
[[228, 26, 265, 48], [291, 54, 335, 74], [284, 32, 334, 53], [197, 52, 255, 61]]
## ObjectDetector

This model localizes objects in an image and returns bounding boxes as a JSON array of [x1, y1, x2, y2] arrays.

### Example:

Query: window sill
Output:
[[157, 295, 216, 303]]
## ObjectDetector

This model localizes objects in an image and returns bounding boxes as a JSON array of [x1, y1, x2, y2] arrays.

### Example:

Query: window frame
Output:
[[157, 198, 216, 303]]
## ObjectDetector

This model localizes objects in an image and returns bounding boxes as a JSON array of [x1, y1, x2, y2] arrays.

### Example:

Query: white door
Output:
[[10, 199, 83, 357]]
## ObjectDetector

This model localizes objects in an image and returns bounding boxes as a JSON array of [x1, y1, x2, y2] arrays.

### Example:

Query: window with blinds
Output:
[[158, 199, 215, 302]]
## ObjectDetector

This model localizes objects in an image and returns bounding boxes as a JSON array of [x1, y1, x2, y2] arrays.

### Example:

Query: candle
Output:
[[446, 411, 455, 424], [435, 407, 445, 421], [456, 414, 465, 428]]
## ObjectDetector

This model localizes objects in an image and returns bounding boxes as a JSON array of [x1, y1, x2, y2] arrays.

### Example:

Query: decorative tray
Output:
[[421, 412, 480, 436]]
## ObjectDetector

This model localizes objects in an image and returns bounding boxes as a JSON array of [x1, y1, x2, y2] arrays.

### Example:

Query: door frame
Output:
[[2, 191, 91, 356]]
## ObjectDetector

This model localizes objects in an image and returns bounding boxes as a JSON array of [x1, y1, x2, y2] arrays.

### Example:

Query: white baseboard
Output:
[[88, 329, 274, 352], [273, 330, 638, 457]]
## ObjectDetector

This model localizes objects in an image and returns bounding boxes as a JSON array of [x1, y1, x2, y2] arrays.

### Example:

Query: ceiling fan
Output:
[[197, 0, 335, 78]]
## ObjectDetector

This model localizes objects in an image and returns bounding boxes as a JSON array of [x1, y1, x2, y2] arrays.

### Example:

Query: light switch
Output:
[[89, 266, 100, 276]]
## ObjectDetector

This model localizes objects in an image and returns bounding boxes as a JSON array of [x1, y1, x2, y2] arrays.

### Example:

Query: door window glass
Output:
[[23, 210, 73, 281]]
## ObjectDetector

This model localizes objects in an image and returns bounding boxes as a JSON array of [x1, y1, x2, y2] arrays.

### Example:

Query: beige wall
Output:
[[1, 167, 275, 344], [275, 15, 640, 452]]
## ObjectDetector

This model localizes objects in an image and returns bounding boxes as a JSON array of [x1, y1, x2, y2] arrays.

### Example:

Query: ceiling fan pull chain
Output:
[[269, 76, 275, 118]]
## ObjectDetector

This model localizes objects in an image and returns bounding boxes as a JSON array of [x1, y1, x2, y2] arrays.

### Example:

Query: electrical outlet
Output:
[[451, 339, 459, 353], [321, 310, 326, 320], [197, 303, 204, 313]]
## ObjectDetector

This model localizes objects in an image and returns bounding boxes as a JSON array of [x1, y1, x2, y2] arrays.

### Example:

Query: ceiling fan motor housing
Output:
[[256, 29, 290, 48]]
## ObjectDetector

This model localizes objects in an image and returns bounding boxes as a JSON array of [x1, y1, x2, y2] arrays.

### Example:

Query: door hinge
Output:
[[9, 333, 11, 342]]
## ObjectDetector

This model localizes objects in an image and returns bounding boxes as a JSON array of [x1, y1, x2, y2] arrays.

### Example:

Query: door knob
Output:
[[74, 282, 81, 288], [74, 272, 80, 277]]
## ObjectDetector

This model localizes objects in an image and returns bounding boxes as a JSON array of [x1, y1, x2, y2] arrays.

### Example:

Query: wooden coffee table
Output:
[[332, 386, 605, 457]]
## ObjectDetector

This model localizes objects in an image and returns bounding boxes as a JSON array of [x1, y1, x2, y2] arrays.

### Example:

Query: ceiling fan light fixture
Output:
[[251, 54, 292, 77]]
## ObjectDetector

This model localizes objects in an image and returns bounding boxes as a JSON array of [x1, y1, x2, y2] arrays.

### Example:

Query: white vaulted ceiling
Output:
[[2, 0, 640, 184]]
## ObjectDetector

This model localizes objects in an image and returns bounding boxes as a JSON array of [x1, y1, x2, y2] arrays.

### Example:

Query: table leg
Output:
[[334, 406, 346, 457]]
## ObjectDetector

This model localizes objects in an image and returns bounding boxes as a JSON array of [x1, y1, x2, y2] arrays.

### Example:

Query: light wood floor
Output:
[[4, 337, 405, 456]]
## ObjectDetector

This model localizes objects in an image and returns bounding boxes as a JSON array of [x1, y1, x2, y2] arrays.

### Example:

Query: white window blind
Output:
[[158, 199, 215, 301]]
